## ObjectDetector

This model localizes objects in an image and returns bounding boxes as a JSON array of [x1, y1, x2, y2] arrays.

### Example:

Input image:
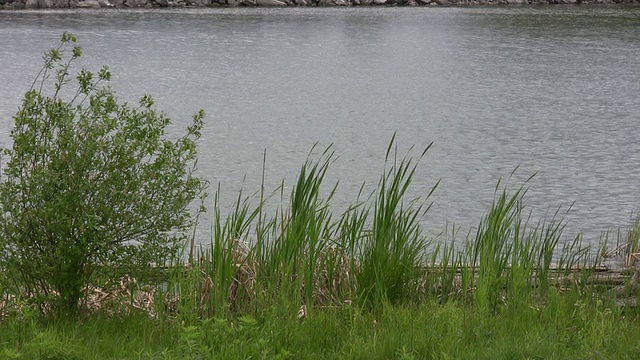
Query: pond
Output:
[[1, 6, 639, 247]]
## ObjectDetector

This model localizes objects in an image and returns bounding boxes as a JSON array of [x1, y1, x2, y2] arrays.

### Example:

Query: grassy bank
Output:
[[2, 294, 640, 359], [2, 142, 640, 359]]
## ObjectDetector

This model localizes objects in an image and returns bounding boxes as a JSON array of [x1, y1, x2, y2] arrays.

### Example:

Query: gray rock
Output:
[[25, 0, 38, 7], [189, 0, 210, 5], [51, 0, 69, 7], [37, 0, 53, 6], [108, 0, 124, 5], [293, 0, 307, 4], [256, 0, 286, 5], [123, 0, 135, 5], [155, 0, 168, 5], [98, 0, 113, 5], [434, 0, 450, 4], [226, 0, 240, 5], [124, 0, 144, 6], [372, 0, 386, 4], [77, 0, 101, 7]]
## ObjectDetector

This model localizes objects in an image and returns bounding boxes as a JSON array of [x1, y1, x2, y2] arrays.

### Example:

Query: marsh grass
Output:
[[167, 138, 443, 317], [2, 139, 637, 319], [258, 146, 337, 308], [142, 139, 639, 324], [3, 140, 640, 358], [356, 140, 437, 306]]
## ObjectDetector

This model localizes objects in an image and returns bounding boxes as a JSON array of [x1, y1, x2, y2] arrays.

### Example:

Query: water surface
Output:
[[1, 7, 639, 246]]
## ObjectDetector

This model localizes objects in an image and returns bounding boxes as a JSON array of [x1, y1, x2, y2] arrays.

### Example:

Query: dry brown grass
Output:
[[0, 275, 157, 319]]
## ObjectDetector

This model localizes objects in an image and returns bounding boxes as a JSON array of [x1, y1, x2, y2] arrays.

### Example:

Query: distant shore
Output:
[[1, 0, 639, 10]]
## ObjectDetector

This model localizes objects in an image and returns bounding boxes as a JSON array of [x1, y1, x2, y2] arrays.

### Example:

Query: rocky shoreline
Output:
[[1, 0, 638, 9]]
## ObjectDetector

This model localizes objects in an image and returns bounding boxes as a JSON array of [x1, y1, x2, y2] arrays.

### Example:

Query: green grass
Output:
[[2, 294, 640, 359]]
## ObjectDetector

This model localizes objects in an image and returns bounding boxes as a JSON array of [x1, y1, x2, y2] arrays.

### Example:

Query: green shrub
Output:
[[0, 33, 207, 316]]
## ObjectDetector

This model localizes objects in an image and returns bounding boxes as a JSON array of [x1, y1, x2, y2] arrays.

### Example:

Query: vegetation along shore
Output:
[[2, 33, 640, 359]]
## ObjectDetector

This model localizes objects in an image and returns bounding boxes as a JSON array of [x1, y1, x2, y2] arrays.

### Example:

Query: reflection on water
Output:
[[1, 7, 639, 246]]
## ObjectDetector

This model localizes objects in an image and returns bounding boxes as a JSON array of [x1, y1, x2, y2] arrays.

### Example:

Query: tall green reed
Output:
[[469, 182, 523, 312], [160, 143, 612, 322], [258, 146, 337, 307], [328, 200, 369, 303], [466, 177, 573, 310], [163, 185, 260, 320], [531, 211, 565, 296], [206, 186, 259, 315], [428, 231, 460, 304], [356, 137, 438, 306]]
